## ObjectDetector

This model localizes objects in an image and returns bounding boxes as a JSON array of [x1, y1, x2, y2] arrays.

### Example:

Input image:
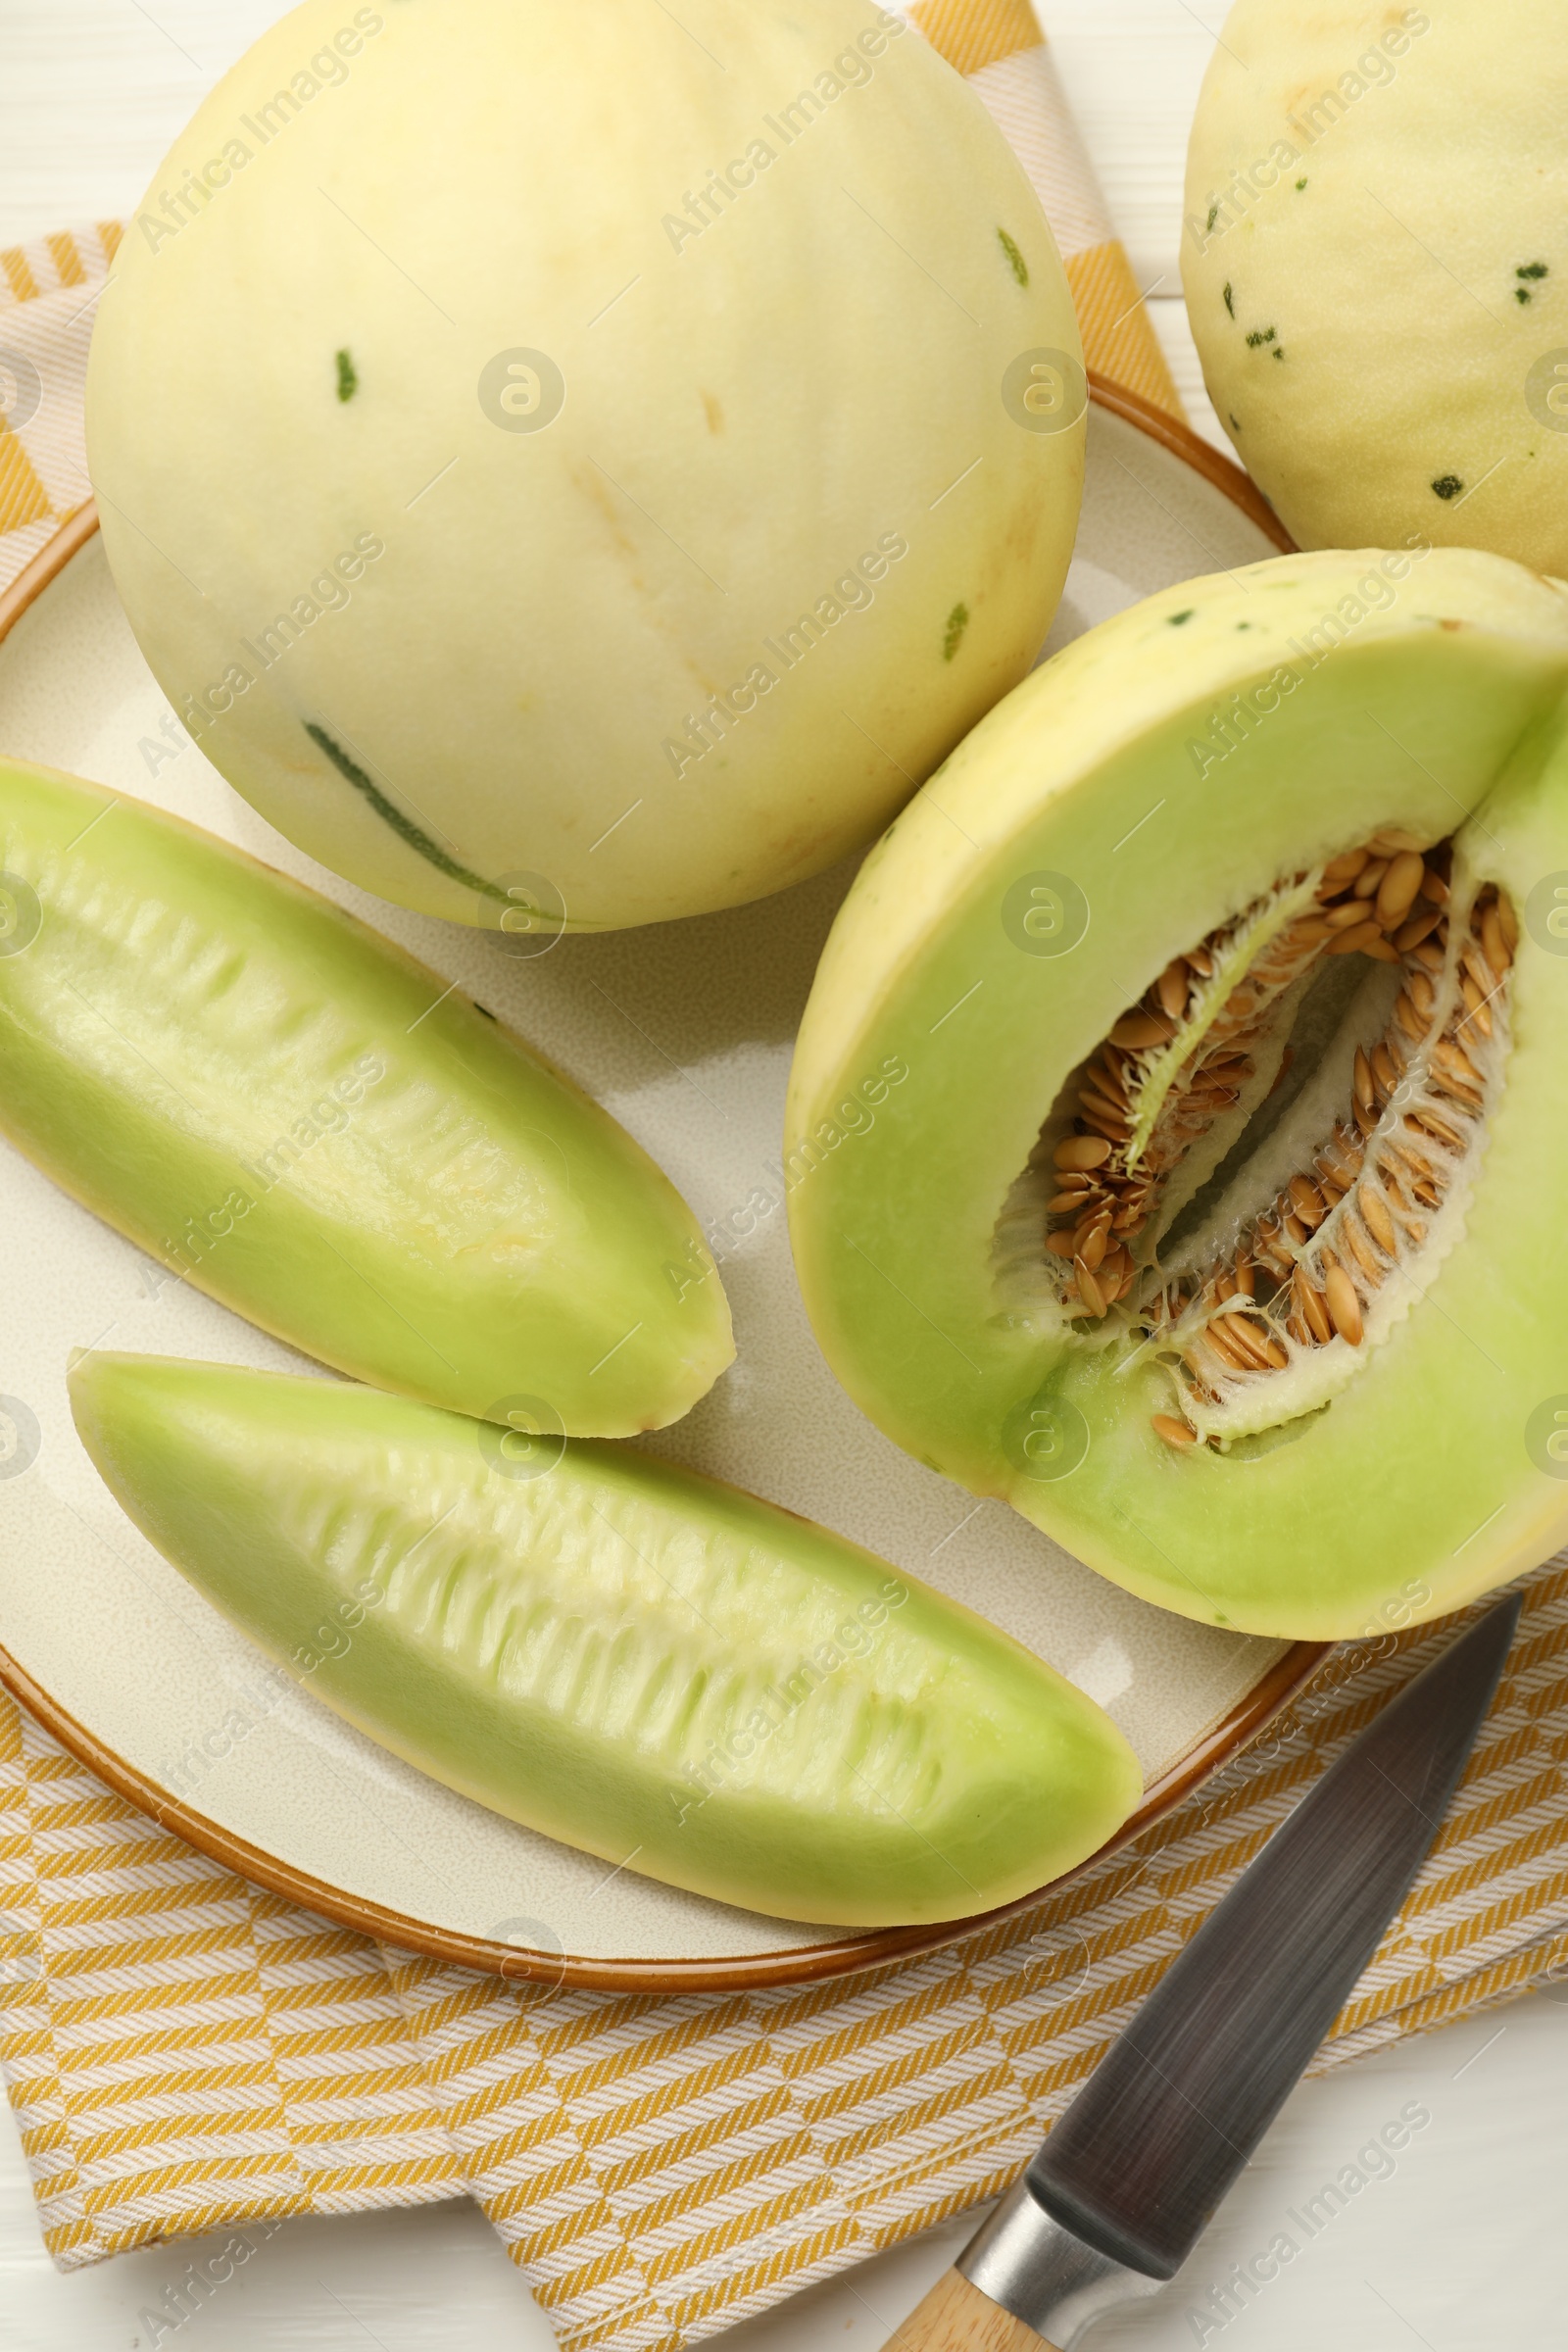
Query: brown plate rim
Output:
[[0, 416, 1317, 1994], [1085, 370, 1296, 553]]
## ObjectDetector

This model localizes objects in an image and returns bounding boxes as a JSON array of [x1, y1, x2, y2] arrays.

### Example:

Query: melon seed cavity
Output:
[[999, 831, 1517, 1450]]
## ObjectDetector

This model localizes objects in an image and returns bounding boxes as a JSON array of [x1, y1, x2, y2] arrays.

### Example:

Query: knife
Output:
[[885, 1591, 1521, 2351]]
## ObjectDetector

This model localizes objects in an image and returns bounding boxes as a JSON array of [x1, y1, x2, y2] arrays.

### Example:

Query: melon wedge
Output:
[[70, 1354, 1143, 1928]]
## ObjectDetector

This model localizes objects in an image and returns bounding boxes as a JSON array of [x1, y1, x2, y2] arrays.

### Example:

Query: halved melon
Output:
[[788, 547, 1568, 1639]]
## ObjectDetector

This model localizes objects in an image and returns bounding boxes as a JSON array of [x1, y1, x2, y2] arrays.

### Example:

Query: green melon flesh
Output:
[[0, 760, 730, 1434], [787, 547, 1568, 1640], [70, 1355, 1143, 1928]]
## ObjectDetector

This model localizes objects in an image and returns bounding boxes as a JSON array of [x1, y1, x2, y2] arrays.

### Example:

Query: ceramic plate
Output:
[[0, 382, 1321, 1991]]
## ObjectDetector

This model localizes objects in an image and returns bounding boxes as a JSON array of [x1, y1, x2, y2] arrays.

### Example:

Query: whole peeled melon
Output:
[[86, 0, 1085, 931], [1183, 0, 1568, 573]]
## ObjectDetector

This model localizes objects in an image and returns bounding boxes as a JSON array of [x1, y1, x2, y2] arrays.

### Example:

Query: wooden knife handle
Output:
[[884, 2267, 1059, 2351]]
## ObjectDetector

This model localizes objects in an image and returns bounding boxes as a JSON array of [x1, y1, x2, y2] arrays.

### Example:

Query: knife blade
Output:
[[883, 1591, 1521, 2352]]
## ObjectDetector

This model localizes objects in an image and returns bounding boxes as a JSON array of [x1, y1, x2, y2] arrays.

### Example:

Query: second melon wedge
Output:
[[70, 1354, 1144, 1929]]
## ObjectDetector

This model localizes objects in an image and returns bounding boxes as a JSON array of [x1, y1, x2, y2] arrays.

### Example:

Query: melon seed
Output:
[[1291, 1270, 1331, 1344], [1434, 1038, 1482, 1087], [1109, 1010, 1172, 1051], [1328, 919, 1384, 956], [1325, 1265, 1363, 1344], [1359, 1183, 1397, 1253], [1343, 1218, 1383, 1281], [1288, 1173, 1327, 1227], [1459, 973, 1494, 1035], [1076, 1221, 1110, 1272], [1369, 828, 1427, 856], [1157, 960, 1191, 1020], [1375, 851, 1425, 928], [1074, 1260, 1108, 1317], [1152, 1413, 1199, 1448], [1055, 1136, 1111, 1171], [1395, 905, 1444, 952], [1217, 1313, 1270, 1367], [1081, 1082, 1132, 1125], [1461, 939, 1498, 995], [1204, 1324, 1250, 1371]]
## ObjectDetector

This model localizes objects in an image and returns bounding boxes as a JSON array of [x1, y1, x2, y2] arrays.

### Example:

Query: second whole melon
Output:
[[85, 0, 1085, 931], [1182, 0, 1568, 573]]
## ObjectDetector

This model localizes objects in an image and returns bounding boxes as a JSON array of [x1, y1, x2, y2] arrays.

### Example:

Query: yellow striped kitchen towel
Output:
[[903, 0, 1182, 415], [11, 14, 1568, 2352], [0, 221, 119, 576], [5, 1578, 1568, 2350]]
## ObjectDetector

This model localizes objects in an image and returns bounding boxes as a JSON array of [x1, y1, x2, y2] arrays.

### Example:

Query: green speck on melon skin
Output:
[[85, 0, 1088, 934], [1182, 0, 1568, 571], [944, 603, 970, 662], [334, 348, 358, 402], [305, 722, 510, 903], [998, 227, 1029, 286]]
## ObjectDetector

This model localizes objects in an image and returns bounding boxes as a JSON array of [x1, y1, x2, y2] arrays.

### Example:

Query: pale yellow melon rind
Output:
[[86, 0, 1085, 930], [789, 547, 1568, 1121], [1182, 0, 1568, 572]]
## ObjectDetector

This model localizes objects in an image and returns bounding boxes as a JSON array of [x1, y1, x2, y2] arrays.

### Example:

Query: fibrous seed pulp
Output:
[[1004, 830, 1517, 1448]]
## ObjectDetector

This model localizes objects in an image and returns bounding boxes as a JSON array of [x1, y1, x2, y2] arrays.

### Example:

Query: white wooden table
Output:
[[0, 6, 1561, 2346]]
